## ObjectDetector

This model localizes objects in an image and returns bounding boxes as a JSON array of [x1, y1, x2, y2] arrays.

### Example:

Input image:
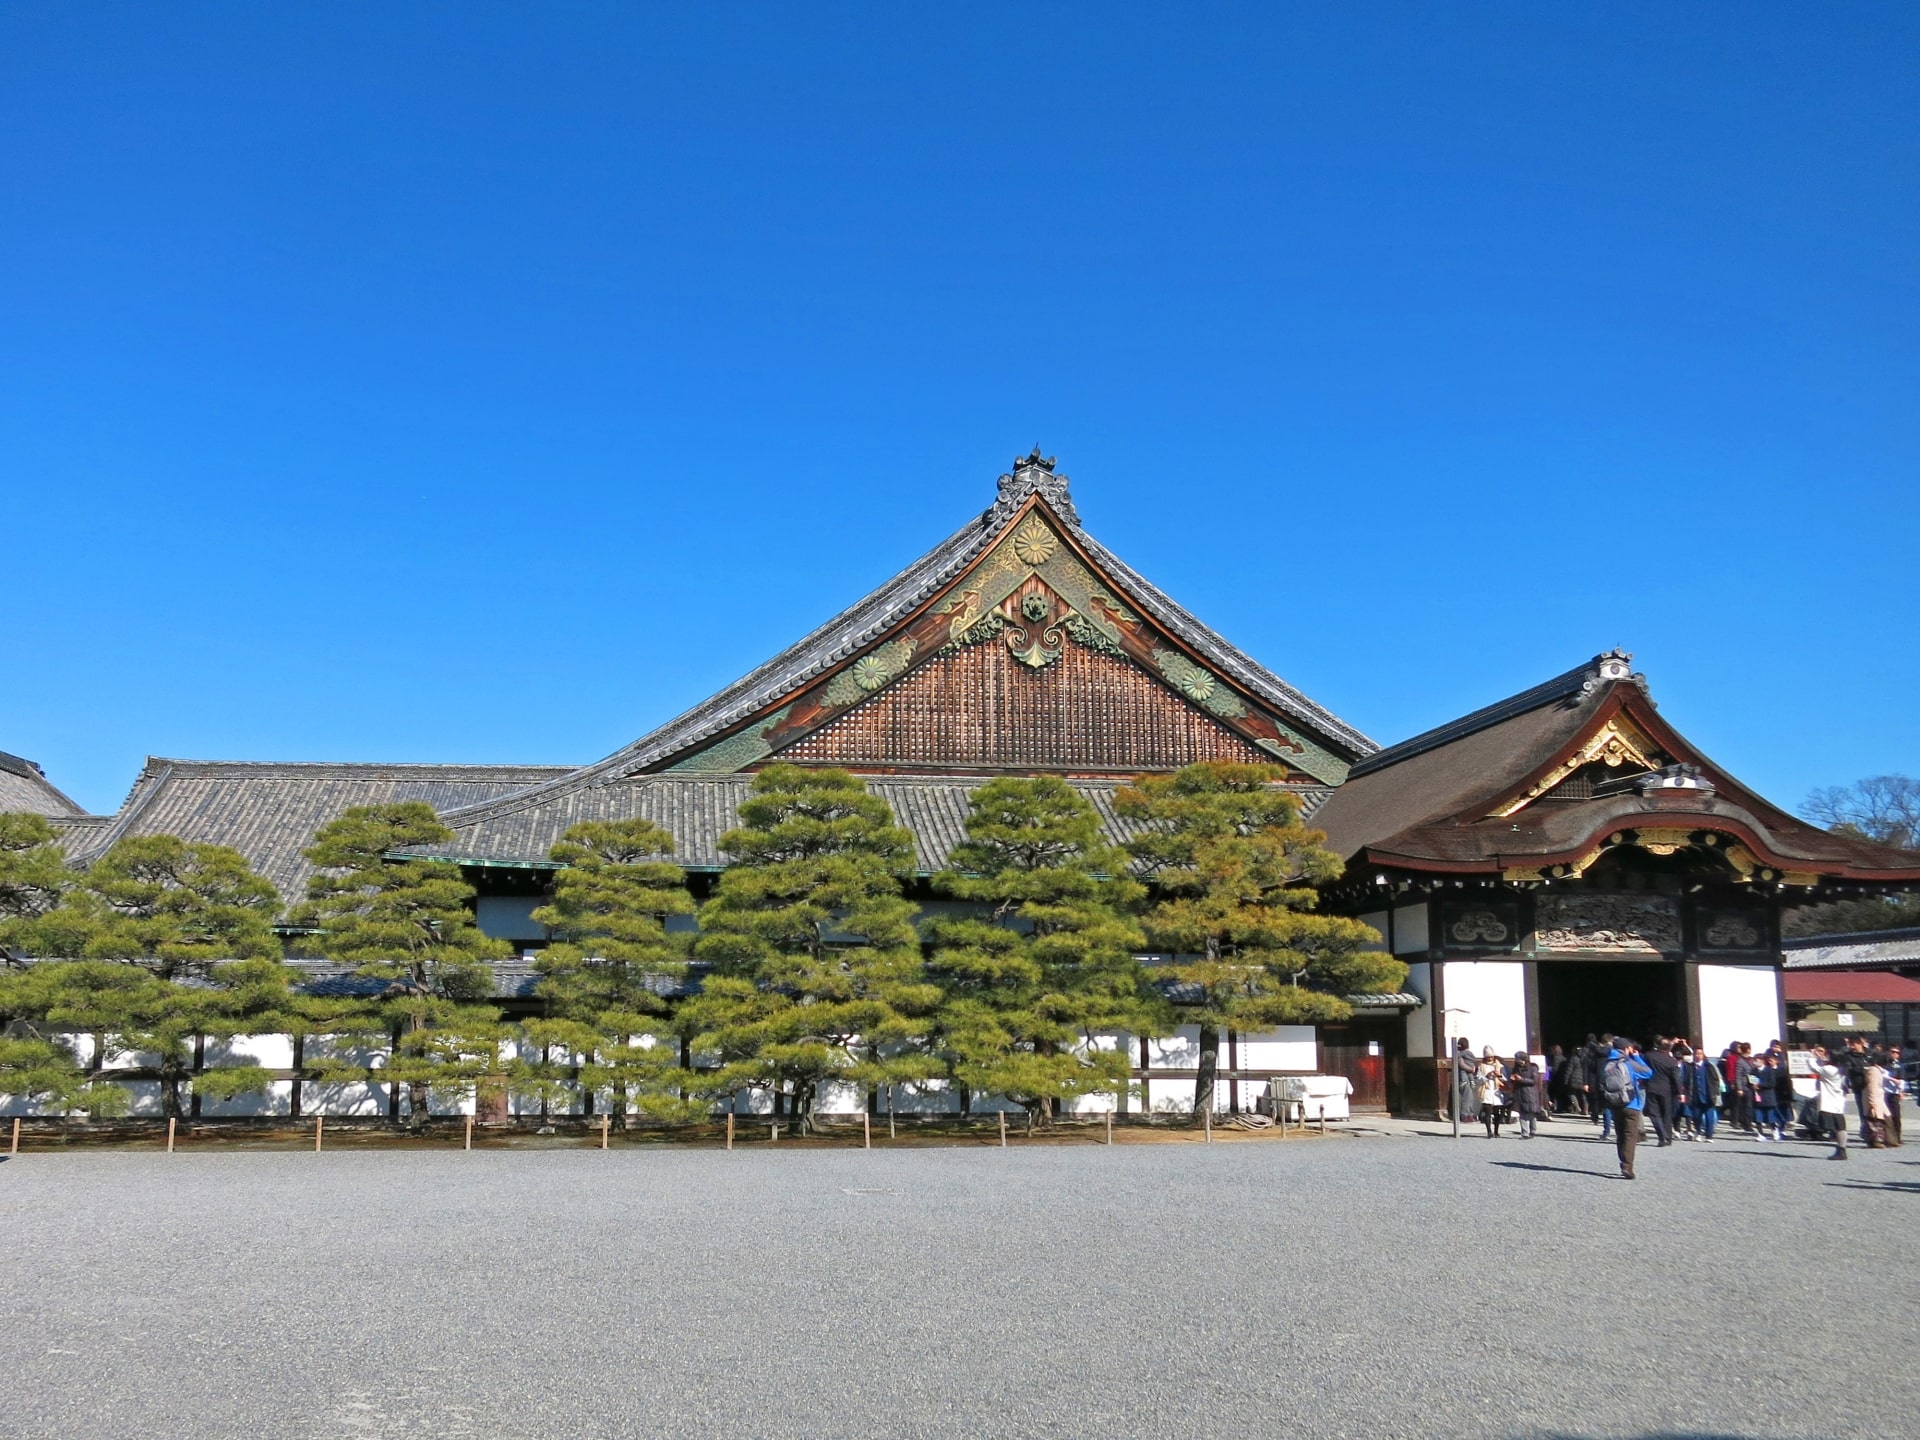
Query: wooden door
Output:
[[1321, 1031, 1389, 1111]]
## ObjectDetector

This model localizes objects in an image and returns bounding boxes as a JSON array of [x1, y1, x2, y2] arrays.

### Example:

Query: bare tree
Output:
[[1802, 775, 1920, 851], [1786, 774, 1920, 937]]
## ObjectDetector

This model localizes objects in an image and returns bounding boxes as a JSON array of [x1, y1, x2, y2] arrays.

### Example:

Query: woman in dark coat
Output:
[[1508, 1052, 1544, 1138], [1560, 1048, 1586, 1116]]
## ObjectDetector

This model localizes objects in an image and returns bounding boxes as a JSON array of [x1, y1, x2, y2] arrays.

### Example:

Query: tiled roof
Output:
[[435, 464, 1373, 833], [418, 773, 1334, 875], [0, 750, 85, 818], [1345, 991, 1425, 1009], [65, 760, 577, 902], [1315, 658, 1920, 884], [1779, 927, 1920, 971]]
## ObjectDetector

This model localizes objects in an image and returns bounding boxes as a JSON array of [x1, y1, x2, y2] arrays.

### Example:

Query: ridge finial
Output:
[[986, 446, 1077, 526]]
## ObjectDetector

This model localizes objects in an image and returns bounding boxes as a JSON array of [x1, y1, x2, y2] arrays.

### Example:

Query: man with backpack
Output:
[[1601, 1038, 1656, 1180]]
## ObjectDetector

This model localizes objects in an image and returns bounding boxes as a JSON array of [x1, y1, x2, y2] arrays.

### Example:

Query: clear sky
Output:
[[4, 5, 1916, 816]]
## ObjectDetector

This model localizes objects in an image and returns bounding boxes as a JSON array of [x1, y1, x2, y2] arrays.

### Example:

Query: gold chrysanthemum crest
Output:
[[1011, 519, 1058, 566]]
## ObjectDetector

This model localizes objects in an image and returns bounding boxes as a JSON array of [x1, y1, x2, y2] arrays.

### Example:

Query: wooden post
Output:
[[10, 1116, 19, 1156], [1106, 1110, 1113, 1146], [465, 1115, 473, 1151], [863, 1111, 871, 1149], [166, 1117, 176, 1153], [999, 1111, 1007, 1148], [771, 1123, 779, 1144], [726, 1112, 734, 1150], [315, 1115, 324, 1152], [600, 1114, 609, 1151], [889, 1110, 896, 1141], [1204, 1105, 1212, 1144]]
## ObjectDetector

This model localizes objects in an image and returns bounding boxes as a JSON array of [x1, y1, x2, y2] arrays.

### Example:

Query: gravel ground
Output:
[[1, 1121, 1912, 1440]]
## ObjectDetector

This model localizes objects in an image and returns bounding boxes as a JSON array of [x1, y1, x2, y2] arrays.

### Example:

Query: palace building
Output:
[[13, 452, 1920, 1117]]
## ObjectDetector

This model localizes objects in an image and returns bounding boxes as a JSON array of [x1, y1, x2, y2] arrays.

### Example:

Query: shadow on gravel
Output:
[[1824, 1178, 1920, 1193], [1539, 1433, 1760, 1439], [1491, 1160, 1614, 1179]]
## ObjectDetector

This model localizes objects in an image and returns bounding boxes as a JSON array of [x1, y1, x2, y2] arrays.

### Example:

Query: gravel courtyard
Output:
[[1, 1123, 1912, 1440]]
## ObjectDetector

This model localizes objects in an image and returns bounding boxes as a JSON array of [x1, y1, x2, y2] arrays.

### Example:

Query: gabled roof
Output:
[[435, 454, 1372, 838], [0, 750, 86, 818], [1315, 653, 1920, 885], [64, 759, 576, 902]]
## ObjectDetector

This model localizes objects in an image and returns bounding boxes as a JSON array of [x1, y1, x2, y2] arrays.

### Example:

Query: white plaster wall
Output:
[[1146, 1027, 1203, 1069], [1234, 1027, 1318, 1071], [1439, 961, 1528, 1058], [1403, 962, 1435, 1058], [301, 1081, 389, 1117], [199, 1081, 295, 1117], [204, 1034, 295, 1069], [1699, 965, 1782, 1053], [1394, 903, 1431, 956]]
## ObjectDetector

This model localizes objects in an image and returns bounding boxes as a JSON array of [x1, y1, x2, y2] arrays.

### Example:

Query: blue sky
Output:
[[4, 4, 1916, 816]]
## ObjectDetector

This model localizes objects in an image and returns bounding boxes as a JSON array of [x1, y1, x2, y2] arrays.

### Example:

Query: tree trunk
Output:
[[616, 1082, 631, 1131], [409, 1080, 429, 1129], [159, 1056, 183, 1121], [1193, 1024, 1220, 1126], [1025, 1098, 1052, 1131], [794, 1081, 816, 1135]]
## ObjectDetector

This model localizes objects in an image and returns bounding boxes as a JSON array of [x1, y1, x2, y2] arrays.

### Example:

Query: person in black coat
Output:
[[1560, 1047, 1587, 1116], [1642, 1037, 1681, 1147], [1582, 1034, 1614, 1133]]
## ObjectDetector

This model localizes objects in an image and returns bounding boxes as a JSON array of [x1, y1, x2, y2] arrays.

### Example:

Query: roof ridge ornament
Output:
[[1579, 649, 1644, 697], [986, 446, 1078, 528]]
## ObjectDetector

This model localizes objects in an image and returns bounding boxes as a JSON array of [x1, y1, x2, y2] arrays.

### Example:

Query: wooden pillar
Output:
[[1684, 961, 1706, 1048], [290, 1035, 305, 1120], [189, 1035, 205, 1119], [1138, 1035, 1151, 1117], [1523, 961, 1542, 1055], [1227, 1030, 1241, 1115], [387, 1025, 401, 1121]]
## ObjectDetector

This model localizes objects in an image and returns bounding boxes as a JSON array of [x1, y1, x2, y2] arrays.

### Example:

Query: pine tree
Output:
[[1117, 761, 1401, 1122], [525, 819, 699, 1125], [0, 812, 76, 961], [84, 835, 282, 980], [681, 765, 939, 1132], [0, 828, 122, 1112], [927, 775, 1156, 1127], [0, 834, 290, 1119], [302, 803, 508, 1127]]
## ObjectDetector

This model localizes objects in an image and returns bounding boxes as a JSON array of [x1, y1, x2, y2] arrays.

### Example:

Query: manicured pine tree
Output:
[[927, 775, 1158, 1127], [1117, 761, 1402, 1122], [82, 835, 290, 1117], [681, 764, 940, 1132], [524, 819, 699, 1125], [0, 812, 76, 961], [302, 803, 508, 1127], [0, 833, 291, 1118]]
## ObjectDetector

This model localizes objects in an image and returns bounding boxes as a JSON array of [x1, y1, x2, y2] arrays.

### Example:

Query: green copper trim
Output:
[[665, 704, 796, 774]]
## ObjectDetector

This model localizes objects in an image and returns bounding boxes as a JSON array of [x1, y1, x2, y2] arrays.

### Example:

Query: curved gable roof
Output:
[[438, 457, 1372, 834]]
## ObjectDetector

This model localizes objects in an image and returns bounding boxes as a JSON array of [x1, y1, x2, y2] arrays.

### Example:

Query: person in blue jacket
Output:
[[1600, 1039, 1656, 1180], [1680, 1045, 1723, 1142]]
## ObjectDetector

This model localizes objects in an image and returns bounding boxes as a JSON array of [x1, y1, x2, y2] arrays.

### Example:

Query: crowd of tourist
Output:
[[1452, 1033, 1905, 1180]]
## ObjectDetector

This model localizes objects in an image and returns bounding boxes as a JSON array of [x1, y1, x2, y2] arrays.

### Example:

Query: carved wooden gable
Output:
[[661, 492, 1355, 780], [777, 634, 1272, 772]]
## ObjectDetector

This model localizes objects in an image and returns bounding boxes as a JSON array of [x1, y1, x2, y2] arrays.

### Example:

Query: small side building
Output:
[[1311, 654, 1920, 1114]]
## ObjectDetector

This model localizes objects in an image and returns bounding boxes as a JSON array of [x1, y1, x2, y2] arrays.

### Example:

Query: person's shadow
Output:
[[1492, 1160, 1614, 1179]]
